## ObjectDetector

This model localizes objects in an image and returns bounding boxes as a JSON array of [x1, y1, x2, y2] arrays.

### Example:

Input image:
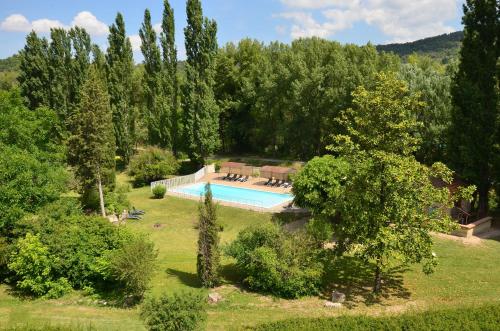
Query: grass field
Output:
[[1, 173, 499, 330]]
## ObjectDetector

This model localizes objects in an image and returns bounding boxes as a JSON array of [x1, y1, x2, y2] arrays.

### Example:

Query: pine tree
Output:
[[107, 13, 135, 164], [139, 9, 172, 149], [197, 183, 220, 288], [18, 31, 50, 110], [67, 66, 116, 216], [183, 0, 220, 166], [160, 0, 179, 154], [448, 0, 499, 216]]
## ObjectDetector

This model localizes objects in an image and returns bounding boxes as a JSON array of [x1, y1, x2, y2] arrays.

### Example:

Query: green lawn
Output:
[[1, 174, 499, 330]]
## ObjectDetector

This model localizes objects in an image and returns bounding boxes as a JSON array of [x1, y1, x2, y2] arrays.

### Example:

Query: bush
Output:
[[105, 185, 131, 214], [254, 304, 500, 331], [108, 235, 157, 302], [141, 291, 207, 331], [152, 185, 167, 199], [8, 233, 72, 298], [128, 147, 179, 187], [226, 223, 324, 299]]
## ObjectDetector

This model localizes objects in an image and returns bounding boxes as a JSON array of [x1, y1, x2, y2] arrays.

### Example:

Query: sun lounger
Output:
[[222, 173, 231, 180], [226, 174, 236, 181], [233, 174, 242, 181], [265, 178, 273, 186]]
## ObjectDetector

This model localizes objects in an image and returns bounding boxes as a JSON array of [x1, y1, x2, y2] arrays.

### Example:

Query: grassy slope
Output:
[[1, 174, 499, 330]]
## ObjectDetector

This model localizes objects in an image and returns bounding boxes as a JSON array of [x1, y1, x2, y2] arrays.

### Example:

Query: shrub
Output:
[[141, 291, 207, 331], [105, 185, 131, 214], [226, 223, 324, 299], [254, 303, 500, 331], [128, 147, 179, 186], [108, 235, 158, 301], [152, 185, 167, 199], [8, 233, 71, 298]]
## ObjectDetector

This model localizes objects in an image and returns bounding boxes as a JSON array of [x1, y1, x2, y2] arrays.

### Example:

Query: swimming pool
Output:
[[170, 182, 293, 209]]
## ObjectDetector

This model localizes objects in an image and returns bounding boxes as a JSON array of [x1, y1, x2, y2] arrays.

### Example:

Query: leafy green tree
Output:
[[183, 0, 220, 165], [69, 27, 92, 113], [160, 0, 180, 154], [295, 73, 466, 293], [67, 66, 116, 215], [107, 13, 136, 164], [18, 31, 50, 109], [8, 233, 71, 298], [109, 235, 158, 301], [141, 291, 207, 331], [197, 183, 220, 288], [139, 9, 172, 149], [128, 147, 179, 187], [399, 55, 453, 164], [448, 0, 499, 216]]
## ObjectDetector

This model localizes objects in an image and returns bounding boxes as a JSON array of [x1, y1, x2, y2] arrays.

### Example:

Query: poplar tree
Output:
[[67, 66, 116, 216], [160, 0, 179, 154], [197, 183, 220, 288], [183, 0, 220, 166], [18, 31, 50, 110], [107, 13, 135, 164], [69, 27, 92, 111], [48, 28, 72, 121], [140, 9, 172, 149], [448, 0, 499, 217]]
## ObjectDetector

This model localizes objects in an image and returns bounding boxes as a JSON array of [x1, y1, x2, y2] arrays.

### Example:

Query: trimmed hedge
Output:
[[254, 304, 500, 331]]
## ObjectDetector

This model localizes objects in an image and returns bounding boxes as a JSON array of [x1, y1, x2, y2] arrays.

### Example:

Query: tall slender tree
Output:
[[67, 66, 116, 215], [448, 0, 499, 216], [139, 9, 172, 149], [48, 28, 72, 122], [107, 13, 135, 164], [197, 183, 220, 288], [69, 27, 92, 112], [160, 0, 179, 154], [183, 0, 220, 166], [18, 31, 50, 110]]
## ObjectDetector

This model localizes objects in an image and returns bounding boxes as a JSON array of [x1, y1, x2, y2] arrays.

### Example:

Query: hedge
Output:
[[254, 304, 500, 331]]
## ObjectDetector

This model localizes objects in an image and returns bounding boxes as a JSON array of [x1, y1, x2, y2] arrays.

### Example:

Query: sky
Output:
[[0, 0, 465, 62]]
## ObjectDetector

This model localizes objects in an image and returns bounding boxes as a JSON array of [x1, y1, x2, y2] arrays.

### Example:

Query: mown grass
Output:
[[1, 173, 499, 330]]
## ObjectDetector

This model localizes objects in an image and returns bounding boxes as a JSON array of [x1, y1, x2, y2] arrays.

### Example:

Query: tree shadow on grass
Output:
[[322, 256, 411, 308], [166, 268, 202, 288], [219, 263, 244, 284]]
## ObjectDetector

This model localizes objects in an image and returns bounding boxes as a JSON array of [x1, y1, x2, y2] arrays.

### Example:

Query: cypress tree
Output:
[[183, 0, 220, 166], [160, 0, 179, 154], [197, 183, 220, 288], [107, 13, 135, 164], [69, 27, 92, 112], [139, 9, 172, 149], [18, 31, 50, 110], [448, 0, 499, 216], [67, 66, 116, 215]]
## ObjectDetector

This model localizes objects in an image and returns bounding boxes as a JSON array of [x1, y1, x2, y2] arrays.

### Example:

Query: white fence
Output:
[[150, 164, 215, 191]]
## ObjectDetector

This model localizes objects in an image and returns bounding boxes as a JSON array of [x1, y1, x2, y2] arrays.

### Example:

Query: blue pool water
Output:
[[171, 182, 293, 209]]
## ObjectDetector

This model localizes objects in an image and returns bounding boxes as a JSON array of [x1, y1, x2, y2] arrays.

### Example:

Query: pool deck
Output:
[[167, 172, 295, 213]]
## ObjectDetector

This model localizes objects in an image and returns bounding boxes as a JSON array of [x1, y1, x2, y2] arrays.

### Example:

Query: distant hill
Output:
[[0, 54, 20, 72], [377, 31, 463, 63]]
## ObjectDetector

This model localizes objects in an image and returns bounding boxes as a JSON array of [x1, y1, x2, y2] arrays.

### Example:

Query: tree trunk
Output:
[[477, 183, 490, 218], [373, 262, 382, 293], [97, 171, 106, 218]]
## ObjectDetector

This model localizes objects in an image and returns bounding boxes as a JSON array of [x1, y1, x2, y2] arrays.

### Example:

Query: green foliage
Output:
[[214, 38, 400, 159], [226, 223, 324, 298], [254, 303, 500, 331], [108, 235, 157, 301], [0, 54, 21, 72], [104, 184, 131, 214], [399, 55, 453, 164], [183, 0, 220, 165], [141, 291, 207, 331], [15, 203, 130, 290], [152, 185, 167, 199], [128, 147, 179, 186], [448, 0, 499, 216], [197, 183, 220, 288], [8, 233, 71, 298], [67, 66, 116, 210], [106, 13, 136, 164]]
